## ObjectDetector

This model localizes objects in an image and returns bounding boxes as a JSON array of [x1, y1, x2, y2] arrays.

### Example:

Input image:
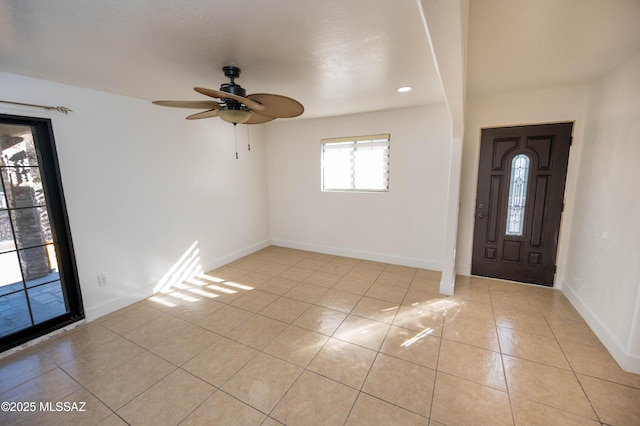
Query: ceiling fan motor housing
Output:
[[220, 83, 246, 98], [221, 66, 247, 109]]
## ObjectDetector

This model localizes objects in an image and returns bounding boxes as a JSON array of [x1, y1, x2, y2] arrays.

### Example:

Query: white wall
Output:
[[562, 52, 640, 373], [0, 72, 271, 321], [457, 86, 589, 279], [265, 104, 451, 270], [417, 0, 470, 295]]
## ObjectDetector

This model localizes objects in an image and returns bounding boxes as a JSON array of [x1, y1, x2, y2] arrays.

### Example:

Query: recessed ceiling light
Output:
[[397, 86, 412, 93]]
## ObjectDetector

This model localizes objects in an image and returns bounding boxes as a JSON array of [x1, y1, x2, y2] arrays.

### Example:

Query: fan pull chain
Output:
[[247, 126, 251, 151], [234, 123, 239, 159]]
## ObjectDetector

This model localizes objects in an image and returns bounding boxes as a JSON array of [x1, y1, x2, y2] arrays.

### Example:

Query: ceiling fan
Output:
[[152, 66, 304, 125]]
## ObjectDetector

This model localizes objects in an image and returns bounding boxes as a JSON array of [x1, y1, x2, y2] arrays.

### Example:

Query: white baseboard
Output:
[[625, 352, 640, 375], [562, 279, 640, 374], [270, 238, 442, 271], [85, 239, 271, 322], [85, 293, 151, 322], [456, 264, 471, 276], [200, 239, 272, 272]]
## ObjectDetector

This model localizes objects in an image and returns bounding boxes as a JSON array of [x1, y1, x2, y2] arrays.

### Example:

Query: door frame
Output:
[[0, 113, 84, 352], [470, 122, 573, 286]]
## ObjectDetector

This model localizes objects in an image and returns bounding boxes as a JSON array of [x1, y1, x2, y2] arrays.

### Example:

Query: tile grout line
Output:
[[9, 247, 637, 424], [338, 277, 397, 425], [256, 263, 432, 424], [495, 285, 607, 424], [425, 297, 447, 425], [489, 285, 518, 426], [42, 349, 133, 425], [173, 257, 360, 421], [4, 251, 430, 424], [541, 301, 603, 424]]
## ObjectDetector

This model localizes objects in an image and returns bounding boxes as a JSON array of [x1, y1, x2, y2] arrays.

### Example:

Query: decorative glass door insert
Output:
[[505, 154, 530, 236]]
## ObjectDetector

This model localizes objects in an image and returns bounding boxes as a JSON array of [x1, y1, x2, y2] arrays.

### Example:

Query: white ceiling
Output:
[[1, 0, 639, 119], [467, 0, 640, 96], [0, 0, 443, 119]]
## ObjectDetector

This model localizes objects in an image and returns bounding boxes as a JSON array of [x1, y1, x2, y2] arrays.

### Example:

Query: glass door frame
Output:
[[0, 113, 84, 352]]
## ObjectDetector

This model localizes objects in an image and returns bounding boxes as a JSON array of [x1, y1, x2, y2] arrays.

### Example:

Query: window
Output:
[[505, 154, 530, 236], [321, 134, 390, 192]]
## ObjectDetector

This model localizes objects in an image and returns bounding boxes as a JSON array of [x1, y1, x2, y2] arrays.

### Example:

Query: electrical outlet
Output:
[[97, 273, 108, 287]]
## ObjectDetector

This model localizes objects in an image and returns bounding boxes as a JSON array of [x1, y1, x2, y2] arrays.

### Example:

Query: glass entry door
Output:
[[0, 114, 83, 352]]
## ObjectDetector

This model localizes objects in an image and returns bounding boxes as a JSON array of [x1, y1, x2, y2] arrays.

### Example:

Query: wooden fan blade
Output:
[[246, 93, 304, 118], [186, 109, 219, 120], [152, 100, 220, 109], [194, 87, 266, 111], [244, 111, 277, 125]]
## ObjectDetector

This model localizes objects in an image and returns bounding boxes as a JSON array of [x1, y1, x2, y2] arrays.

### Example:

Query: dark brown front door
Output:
[[471, 123, 572, 286]]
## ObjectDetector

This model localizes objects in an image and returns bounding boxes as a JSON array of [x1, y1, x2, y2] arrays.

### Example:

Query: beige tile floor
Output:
[[1, 246, 639, 425]]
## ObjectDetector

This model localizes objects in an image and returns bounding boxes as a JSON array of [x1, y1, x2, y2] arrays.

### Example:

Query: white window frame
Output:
[[321, 134, 390, 192]]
